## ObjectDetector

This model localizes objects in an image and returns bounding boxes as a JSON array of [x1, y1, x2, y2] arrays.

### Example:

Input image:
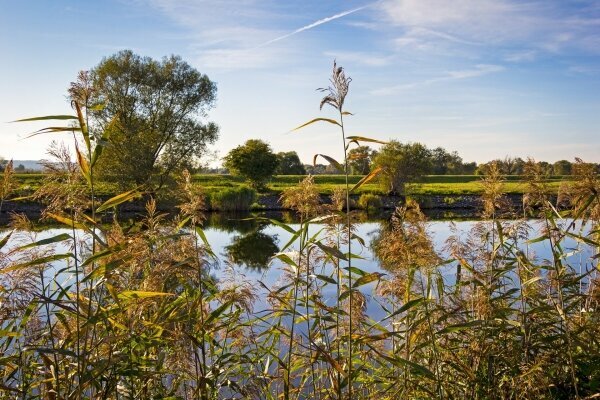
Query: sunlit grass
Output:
[[13, 173, 569, 198]]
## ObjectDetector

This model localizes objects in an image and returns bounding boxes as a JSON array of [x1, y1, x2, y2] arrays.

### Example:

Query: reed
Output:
[[0, 65, 598, 399]]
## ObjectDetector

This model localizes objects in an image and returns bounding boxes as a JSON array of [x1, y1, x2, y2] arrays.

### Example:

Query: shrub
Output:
[[209, 186, 256, 211], [357, 193, 382, 211], [223, 139, 279, 189]]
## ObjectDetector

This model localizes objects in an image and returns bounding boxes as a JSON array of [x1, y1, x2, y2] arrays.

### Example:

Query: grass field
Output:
[[191, 174, 569, 195], [12, 173, 570, 197]]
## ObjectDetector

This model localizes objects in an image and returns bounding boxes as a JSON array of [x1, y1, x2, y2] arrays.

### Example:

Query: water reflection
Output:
[[224, 228, 279, 272], [204, 212, 262, 234]]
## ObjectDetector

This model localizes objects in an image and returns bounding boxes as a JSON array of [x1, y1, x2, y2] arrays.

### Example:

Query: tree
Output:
[[372, 140, 432, 194], [223, 139, 279, 189], [503, 157, 525, 175], [430, 147, 464, 175], [276, 151, 306, 175], [225, 229, 279, 271], [347, 146, 376, 175], [304, 164, 327, 175], [70, 50, 219, 187], [553, 160, 572, 175], [536, 161, 553, 175], [461, 161, 478, 174]]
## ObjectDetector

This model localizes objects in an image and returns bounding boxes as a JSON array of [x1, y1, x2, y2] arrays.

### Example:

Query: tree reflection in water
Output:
[[225, 228, 279, 272]]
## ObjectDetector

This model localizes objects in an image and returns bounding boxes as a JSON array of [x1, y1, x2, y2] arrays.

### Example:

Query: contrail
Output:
[[254, 5, 369, 49]]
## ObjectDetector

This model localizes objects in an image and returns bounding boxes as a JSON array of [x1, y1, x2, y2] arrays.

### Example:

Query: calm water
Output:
[[4, 212, 595, 321]]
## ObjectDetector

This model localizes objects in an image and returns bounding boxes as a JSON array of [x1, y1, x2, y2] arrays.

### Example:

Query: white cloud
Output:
[[194, 47, 289, 70], [568, 65, 600, 75], [379, 0, 537, 42], [504, 50, 537, 63], [378, 0, 600, 56], [323, 50, 393, 67], [371, 64, 505, 95], [254, 5, 369, 48], [145, 0, 373, 70]]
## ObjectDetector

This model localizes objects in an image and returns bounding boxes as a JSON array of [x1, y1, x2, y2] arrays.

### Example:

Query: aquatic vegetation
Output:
[[0, 64, 598, 399]]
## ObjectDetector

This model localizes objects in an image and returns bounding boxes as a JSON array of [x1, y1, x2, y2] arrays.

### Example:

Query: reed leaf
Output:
[[13, 115, 78, 122], [350, 166, 383, 192], [292, 117, 341, 131], [96, 189, 142, 212], [313, 154, 344, 173]]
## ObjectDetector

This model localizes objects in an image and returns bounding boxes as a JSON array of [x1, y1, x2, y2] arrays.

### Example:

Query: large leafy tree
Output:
[[69, 50, 219, 187], [553, 159, 572, 175], [373, 140, 432, 194], [276, 151, 306, 175], [223, 139, 279, 189]]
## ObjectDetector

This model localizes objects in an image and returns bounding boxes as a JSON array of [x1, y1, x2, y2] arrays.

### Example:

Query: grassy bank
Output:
[[13, 173, 571, 197]]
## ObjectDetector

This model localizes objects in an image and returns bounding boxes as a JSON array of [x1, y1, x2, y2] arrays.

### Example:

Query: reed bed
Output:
[[0, 69, 598, 399]]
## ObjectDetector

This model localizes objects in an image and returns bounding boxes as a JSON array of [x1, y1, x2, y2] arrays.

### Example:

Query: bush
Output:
[[357, 193, 382, 211], [223, 139, 279, 189], [209, 186, 256, 211]]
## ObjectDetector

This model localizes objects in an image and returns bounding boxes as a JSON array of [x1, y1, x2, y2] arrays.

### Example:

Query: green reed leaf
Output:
[[72, 101, 91, 151], [352, 272, 384, 288], [292, 117, 341, 131], [3, 253, 74, 272], [382, 297, 425, 321], [13, 115, 78, 122], [205, 301, 234, 325], [313, 154, 345, 173], [75, 143, 91, 186], [118, 290, 173, 300], [316, 274, 337, 285], [81, 244, 127, 268], [345, 136, 388, 145], [24, 126, 82, 138], [0, 231, 13, 250], [195, 226, 217, 259], [437, 320, 482, 335], [96, 189, 142, 213], [315, 242, 347, 260], [350, 166, 383, 192], [15, 233, 72, 251]]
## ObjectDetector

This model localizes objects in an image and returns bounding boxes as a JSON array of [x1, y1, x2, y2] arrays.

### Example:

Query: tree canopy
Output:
[[553, 160, 572, 175], [373, 140, 432, 194], [223, 139, 279, 189], [347, 146, 377, 175], [70, 50, 219, 188], [276, 151, 306, 175]]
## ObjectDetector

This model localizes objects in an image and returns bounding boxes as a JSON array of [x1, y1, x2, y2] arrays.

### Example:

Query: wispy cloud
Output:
[[504, 50, 537, 63], [253, 5, 370, 49], [400, 27, 481, 46], [323, 50, 393, 67], [146, 1, 373, 70], [568, 65, 600, 75], [371, 64, 505, 95], [378, 0, 600, 56]]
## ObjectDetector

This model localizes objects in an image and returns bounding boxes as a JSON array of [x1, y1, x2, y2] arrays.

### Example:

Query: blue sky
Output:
[[1, 0, 599, 165]]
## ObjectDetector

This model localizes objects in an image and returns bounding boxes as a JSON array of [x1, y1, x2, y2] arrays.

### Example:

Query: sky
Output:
[[1, 0, 599, 166]]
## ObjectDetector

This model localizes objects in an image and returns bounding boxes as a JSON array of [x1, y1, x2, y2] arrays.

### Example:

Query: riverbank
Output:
[[2, 173, 572, 224], [11, 173, 569, 197], [0, 192, 561, 225]]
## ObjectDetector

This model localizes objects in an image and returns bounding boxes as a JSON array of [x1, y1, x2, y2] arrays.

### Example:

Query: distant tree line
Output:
[[302, 144, 477, 176], [302, 151, 594, 177], [474, 157, 584, 176], [220, 139, 600, 195]]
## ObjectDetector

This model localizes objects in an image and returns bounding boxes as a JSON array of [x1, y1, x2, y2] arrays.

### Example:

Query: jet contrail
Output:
[[254, 5, 369, 49]]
